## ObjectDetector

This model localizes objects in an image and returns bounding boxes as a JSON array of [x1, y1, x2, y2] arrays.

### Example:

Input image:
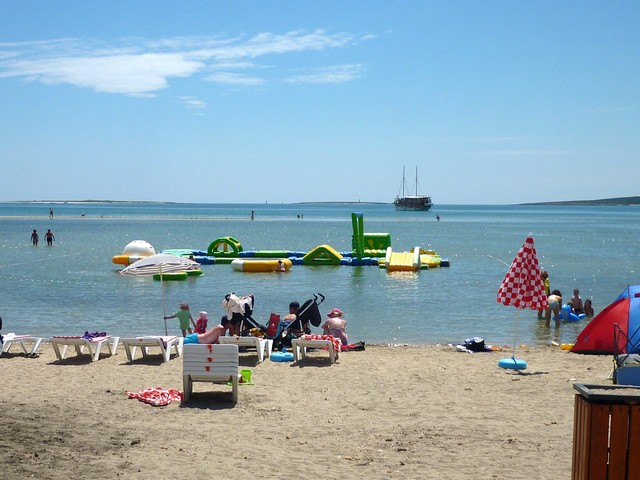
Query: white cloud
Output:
[[0, 30, 371, 96], [179, 96, 207, 109], [285, 64, 365, 84], [206, 72, 264, 86], [4, 53, 201, 95]]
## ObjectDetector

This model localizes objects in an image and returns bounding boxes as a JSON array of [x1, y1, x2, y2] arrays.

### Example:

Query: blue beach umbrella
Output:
[[496, 235, 549, 370]]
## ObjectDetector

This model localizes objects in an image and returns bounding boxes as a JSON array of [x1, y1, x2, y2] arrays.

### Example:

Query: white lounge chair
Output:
[[291, 335, 340, 364], [0, 334, 44, 357], [121, 336, 182, 362], [50, 335, 120, 362], [182, 344, 240, 402], [218, 335, 272, 363]]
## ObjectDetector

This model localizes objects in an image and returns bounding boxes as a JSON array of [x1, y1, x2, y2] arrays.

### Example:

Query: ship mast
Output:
[[402, 165, 406, 198]]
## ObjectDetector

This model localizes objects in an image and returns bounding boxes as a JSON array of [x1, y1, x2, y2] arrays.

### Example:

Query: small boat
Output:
[[394, 166, 433, 211]]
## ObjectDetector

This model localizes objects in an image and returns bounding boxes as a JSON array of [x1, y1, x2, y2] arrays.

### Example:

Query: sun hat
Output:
[[328, 308, 343, 317], [199, 311, 208, 317]]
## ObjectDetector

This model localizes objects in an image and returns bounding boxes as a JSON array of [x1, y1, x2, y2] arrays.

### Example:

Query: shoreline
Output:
[[1, 343, 613, 479]]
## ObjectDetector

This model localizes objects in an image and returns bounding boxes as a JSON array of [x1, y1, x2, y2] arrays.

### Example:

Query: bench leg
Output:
[[231, 375, 238, 403], [31, 338, 43, 355], [183, 375, 192, 401], [257, 341, 264, 363]]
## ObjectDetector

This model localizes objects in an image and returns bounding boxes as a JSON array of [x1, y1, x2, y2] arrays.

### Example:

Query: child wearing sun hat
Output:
[[195, 311, 208, 334]]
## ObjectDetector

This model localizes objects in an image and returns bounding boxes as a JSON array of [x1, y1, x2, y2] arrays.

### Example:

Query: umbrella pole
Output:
[[161, 264, 168, 336], [512, 310, 520, 359]]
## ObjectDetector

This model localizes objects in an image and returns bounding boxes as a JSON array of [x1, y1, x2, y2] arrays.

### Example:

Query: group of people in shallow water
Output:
[[165, 301, 348, 347], [30, 229, 55, 246], [538, 270, 594, 328]]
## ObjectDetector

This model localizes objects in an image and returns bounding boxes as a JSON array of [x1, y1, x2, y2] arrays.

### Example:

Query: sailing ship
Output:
[[394, 166, 433, 211]]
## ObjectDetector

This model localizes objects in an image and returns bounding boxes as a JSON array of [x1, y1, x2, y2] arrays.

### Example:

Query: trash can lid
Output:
[[574, 383, 640, 404]]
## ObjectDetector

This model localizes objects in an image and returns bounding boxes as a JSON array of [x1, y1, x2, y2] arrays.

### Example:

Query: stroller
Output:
[[221, 293, 267, 337], [272, 293, 325, 351]]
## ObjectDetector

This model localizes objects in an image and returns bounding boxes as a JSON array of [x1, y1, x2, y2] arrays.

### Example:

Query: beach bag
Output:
[[463, 337, 487, 352]]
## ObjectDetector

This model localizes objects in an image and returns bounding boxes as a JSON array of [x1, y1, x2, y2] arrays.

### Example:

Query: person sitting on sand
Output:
[[545, 290, 562, 328], [570, 288, 584, 315], [583, 298, 594, 317], [183, 318, 230, 344], [322, 307, 348, 345]]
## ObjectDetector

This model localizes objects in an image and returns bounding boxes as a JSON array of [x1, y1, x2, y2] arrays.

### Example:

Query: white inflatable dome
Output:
[[122, 240, 156, 256]]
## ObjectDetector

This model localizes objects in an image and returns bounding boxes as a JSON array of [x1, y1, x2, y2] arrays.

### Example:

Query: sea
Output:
[[1, 202, 638, 347]]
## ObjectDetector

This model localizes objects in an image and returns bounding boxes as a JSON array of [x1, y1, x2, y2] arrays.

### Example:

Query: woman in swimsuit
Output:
[[545, 290, 562, 328], [322, 308, 348, 345]]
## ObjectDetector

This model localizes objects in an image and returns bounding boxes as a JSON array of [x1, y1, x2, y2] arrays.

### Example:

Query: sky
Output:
[[1, 1, 638, 205]]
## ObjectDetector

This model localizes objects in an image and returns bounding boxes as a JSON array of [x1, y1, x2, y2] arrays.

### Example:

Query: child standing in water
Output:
[[164, 303, 195, 337]]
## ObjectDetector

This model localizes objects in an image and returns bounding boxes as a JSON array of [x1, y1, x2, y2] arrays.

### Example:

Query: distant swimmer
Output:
[[45, 229, 55, 246], [30, 229, 39, 246], [436, 215, 440, 221]]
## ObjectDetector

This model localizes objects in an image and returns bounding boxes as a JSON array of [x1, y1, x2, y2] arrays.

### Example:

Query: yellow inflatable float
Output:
[[231, 258, 292, 272]]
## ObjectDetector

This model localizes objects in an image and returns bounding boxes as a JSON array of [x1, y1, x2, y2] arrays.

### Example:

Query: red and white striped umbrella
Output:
[[496, 235, 547, 370], [497, 235, 548, 311]]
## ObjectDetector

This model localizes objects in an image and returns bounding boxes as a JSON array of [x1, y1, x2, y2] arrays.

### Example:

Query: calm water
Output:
[[1, 202, 638, 346]]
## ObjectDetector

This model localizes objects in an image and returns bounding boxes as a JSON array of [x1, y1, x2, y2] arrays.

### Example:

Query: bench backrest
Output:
[[183, 344, 239, 379]]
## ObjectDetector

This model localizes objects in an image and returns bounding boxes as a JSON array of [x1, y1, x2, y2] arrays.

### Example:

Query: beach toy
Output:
[[561, 343, 574, 350], [559, 304, 586, 322], [270, 349, 294, 362], [498, 356, 527, 370], [240, 369, 253, 384]]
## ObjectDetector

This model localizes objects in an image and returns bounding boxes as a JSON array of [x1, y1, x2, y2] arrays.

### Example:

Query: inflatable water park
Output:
[[112, 212, 450, 273]]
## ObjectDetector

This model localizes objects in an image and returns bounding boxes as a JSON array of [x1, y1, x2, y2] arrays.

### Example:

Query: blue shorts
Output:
[[183, 333, 199, 344]]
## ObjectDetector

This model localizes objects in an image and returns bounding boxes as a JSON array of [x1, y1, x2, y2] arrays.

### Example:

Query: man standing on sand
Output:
[[49, 207, 54, 219], [45, 229, 55, 246]]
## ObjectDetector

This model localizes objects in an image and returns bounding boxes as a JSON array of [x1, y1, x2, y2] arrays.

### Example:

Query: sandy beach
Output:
[[1, 342, 612, 479]]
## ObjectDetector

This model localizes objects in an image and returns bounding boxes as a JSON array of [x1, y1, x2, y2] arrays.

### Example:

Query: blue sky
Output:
[[1, 1, 638, 204]]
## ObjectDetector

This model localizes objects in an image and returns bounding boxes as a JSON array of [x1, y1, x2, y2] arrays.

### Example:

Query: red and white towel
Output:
[[300, 334, 341, 353], [126, 387, 183, 407]]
